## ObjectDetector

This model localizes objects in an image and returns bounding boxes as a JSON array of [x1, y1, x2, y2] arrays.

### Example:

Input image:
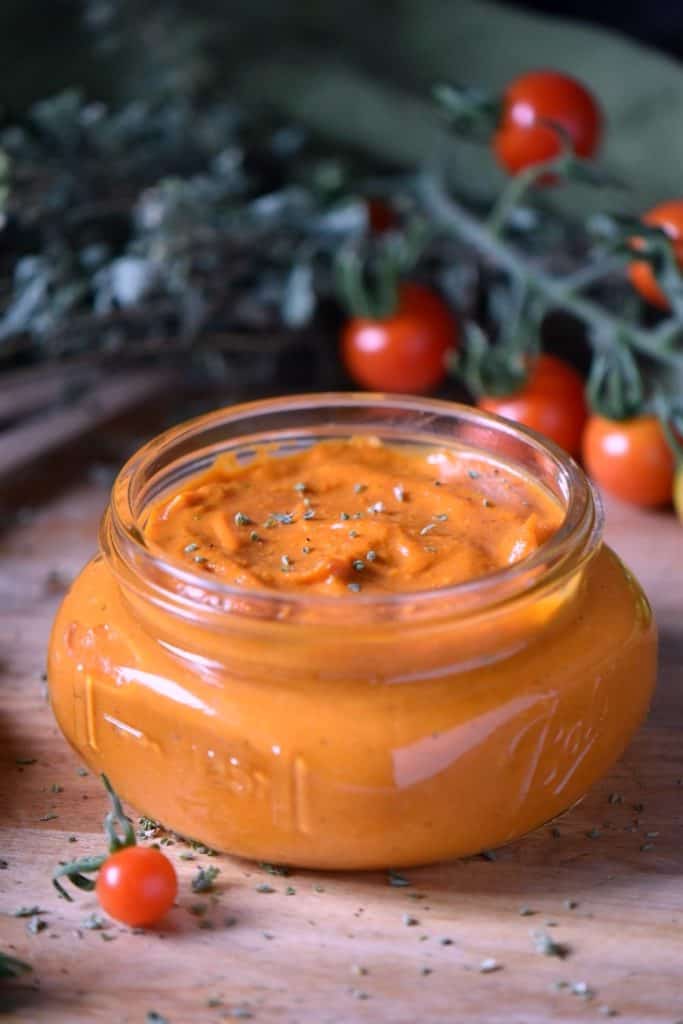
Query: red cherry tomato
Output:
[[582, 415, 674, 507], [628, 200, 683, 310], [95, 846, 178, 927], [478, 354, 587, 457], [493, 70, 602, 177], [341, 282, 458, 394], [366, 197, 398, 235]]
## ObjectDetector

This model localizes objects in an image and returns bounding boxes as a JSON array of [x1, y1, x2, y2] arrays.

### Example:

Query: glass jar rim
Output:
[[105, 392, 603, 623]]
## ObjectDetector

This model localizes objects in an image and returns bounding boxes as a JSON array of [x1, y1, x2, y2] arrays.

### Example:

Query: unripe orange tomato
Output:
[[628, 200, 683, 310]]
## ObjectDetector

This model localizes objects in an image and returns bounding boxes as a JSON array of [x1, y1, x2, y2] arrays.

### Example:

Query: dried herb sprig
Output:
[[0, 80, 403, 376], [53, 774, 136, 900], [191, 866, 220, 893], [532, 930, 571, 959]]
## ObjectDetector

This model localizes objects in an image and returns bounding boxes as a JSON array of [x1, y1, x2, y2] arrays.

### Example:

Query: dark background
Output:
[[507, 0, 683, 57], [0, 1, 679, 120]]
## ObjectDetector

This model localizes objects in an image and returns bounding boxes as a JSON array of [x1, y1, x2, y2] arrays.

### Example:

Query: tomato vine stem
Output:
[[417, 171, 683, 369], [560, 257, 627, 294], [487, 153, 564, 236]]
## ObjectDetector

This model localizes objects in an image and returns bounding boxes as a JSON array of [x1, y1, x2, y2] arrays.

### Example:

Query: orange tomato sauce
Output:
[[143, 438, 564, 595], [48, 429, 656, 869]]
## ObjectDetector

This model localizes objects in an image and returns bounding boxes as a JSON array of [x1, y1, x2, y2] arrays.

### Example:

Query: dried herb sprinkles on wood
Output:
[[388, 870, 411, 887], [258, 862, 290, 876], [532, 930, 570, 958], [191, 866, 220, 893]]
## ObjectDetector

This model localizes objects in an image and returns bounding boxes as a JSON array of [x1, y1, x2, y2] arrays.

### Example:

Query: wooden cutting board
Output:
[[1, 448, 682, 1024]]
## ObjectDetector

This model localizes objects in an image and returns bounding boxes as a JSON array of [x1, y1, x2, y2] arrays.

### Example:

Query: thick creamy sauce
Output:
[[47, 429, 656, 869], [143, 438, 564, 594]]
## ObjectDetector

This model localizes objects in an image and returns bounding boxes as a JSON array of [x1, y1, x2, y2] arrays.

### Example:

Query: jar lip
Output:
[[107, 392, 603, 620]]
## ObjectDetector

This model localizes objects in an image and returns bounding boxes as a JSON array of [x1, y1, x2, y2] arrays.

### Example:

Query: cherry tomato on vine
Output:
[[95, 845, 177, 927], [628, 200, 683, 310], [478, 354, 587, 456], [341, 282, 458, 394], [366, 197, 398, 235], [493, 70, 602, 177], [582, 414, 674, 507]]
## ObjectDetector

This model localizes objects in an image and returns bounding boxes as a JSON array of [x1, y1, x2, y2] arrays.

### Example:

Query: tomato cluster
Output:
[[485, 72, 680, 506], [339, 70, 681, 511], [341, 291, 678, 508], [476, 354, 675, 508], [488, 72, 683, 329]]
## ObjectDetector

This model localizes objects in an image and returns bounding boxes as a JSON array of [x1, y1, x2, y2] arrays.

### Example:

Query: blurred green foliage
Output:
[[1, 0, 682, 391], [2, 0, 682, 214]]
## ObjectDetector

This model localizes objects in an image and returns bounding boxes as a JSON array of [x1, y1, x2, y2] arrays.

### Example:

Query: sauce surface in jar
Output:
[[143, 438, 564, 595]]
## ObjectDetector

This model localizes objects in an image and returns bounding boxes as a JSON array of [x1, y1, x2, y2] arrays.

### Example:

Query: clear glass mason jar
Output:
[[48, 394, 657, 869]]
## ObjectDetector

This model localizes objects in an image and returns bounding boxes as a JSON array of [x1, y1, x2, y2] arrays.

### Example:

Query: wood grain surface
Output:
[[0, 366, 178, 480], [1, 441, 682, 1024]]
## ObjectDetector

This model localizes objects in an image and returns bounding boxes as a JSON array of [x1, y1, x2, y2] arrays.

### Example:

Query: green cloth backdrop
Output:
[[232, 0, 683, 215]]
